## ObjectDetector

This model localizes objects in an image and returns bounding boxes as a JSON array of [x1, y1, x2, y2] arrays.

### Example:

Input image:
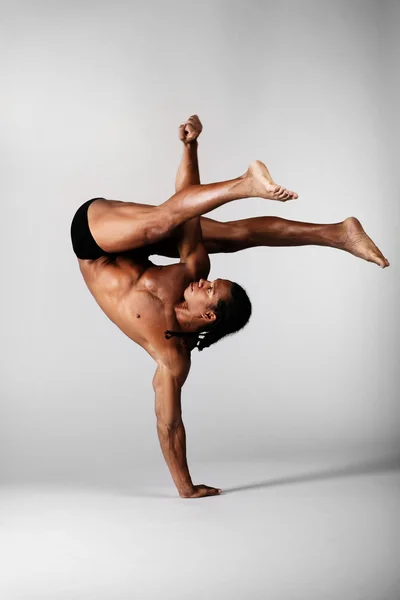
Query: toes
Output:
[[378, 256, 390, 268], [377, 257, 389, 268], [273, 185, 298, 201], [276, 187, 297, 201], [277, 187, 299, 200]]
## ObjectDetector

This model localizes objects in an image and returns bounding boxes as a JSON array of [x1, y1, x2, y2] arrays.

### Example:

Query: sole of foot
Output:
[[341, 217, 390, 269], [248, 160, 298, 202]]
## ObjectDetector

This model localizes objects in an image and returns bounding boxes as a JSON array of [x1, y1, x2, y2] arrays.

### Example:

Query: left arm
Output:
[[174, 116, 209, 274], [175, 139, 200, 192]]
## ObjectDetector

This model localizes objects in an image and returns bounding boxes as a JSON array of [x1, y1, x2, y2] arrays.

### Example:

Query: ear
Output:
[[203, 311, 217, 322]]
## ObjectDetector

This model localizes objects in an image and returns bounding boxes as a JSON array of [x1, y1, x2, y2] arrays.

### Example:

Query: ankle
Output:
[[236, 172, 253, 197]]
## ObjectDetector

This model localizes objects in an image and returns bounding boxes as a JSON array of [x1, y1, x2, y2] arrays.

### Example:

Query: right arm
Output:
[[153, 357, 222, 498], [153, 359, 194, 498]]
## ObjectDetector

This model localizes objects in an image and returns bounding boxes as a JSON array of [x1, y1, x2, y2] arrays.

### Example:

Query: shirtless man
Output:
[[70, 115, 390, 499]]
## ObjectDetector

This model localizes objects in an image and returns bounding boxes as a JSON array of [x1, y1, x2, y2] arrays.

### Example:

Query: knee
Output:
[[145, 208, 174, 244], [227, 221, 249, 244], [217, 221, 250, 253]]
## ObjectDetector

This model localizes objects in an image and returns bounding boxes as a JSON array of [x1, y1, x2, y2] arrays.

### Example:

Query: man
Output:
[[70, 115, 389, 499]]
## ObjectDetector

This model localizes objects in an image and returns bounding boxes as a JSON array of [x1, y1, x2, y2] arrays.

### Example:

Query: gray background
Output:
[[2, 0, 398, 484], [1, 2, 400, 599]]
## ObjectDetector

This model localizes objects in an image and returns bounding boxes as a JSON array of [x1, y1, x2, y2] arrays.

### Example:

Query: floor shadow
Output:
[[49, 456, 400, 498], [223, 455, 400, 495]]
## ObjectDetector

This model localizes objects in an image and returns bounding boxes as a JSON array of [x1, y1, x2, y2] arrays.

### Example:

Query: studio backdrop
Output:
[[1, 0, 398, 486]]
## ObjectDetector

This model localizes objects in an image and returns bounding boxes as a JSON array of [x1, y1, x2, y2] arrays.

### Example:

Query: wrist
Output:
[[179, 485, 195, 498], [183, 140, 198, 151]]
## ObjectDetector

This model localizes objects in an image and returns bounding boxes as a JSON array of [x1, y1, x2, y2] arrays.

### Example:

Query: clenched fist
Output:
[[179, 114, 203, 144]]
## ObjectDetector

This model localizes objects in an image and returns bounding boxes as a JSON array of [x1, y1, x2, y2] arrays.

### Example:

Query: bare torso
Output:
[[77, 247, 205, 363]]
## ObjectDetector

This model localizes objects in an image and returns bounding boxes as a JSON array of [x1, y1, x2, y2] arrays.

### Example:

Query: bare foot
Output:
[[247, 160, 298, 202], [339, 217, 390, 269]]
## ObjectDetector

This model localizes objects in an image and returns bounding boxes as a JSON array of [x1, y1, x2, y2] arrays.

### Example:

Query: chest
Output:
[[77, 258, 189, 353], [139, 263, 189, 303]]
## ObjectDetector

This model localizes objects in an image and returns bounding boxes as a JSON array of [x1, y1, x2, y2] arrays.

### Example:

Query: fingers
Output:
[[199, 485, 222, 497], [186, 114, 202, 129], [185, 484, 222, 498], [184, 114, 203, 138], [178, 123, 186, 140], [178, 114, 203, 143], [185, 122, 196, 139], [205, 485, 222, 495]]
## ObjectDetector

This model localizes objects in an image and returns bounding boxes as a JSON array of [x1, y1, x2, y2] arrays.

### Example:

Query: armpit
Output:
[[156, 345, 191, 385]]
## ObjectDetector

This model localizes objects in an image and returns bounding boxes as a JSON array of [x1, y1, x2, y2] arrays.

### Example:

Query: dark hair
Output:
[[165, 281, 252, 351]]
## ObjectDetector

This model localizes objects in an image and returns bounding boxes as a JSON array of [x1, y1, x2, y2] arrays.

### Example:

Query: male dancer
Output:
[[70, 115, 389, 498]]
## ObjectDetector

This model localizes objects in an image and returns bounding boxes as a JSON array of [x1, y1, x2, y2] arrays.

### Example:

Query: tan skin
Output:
[[75, 115, 390, 498]]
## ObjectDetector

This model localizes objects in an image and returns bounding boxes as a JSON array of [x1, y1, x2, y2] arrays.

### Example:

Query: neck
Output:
[[174, 301, 203, 334]]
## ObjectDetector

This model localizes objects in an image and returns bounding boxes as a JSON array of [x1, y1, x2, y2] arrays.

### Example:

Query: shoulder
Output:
[[155, 339, 192, 386]]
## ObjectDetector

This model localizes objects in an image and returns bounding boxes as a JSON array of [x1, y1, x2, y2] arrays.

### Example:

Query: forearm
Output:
[[175, 141, 200, 192], [156, 420, 194, 496]]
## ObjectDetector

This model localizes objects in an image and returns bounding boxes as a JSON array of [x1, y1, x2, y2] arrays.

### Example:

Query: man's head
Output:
[[169, 278, 252, 351], [183, 278, 232, 325]]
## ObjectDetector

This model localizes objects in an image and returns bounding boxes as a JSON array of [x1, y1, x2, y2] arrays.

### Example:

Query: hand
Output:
[[180, 484, 222, 498], [179, 114, 203, 144]]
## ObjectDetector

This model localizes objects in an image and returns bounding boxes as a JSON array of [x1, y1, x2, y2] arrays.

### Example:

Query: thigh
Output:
[[200, 217, 249, 253], [149, 217, 249, 258], [87, 199, 168, 254], [87, 198, 249, 257]]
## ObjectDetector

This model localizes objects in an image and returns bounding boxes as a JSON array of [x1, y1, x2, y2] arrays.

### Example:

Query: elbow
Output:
[[156, 416, 183, 432]]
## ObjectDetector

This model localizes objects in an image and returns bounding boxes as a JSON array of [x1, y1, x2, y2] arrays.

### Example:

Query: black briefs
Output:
[[70, 198, 109, 260], [70, 197, 157, 263]]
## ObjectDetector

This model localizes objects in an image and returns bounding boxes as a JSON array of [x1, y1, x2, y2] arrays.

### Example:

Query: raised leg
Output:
[[151, 215, 390, 269], [87, 161, 297, 254], [202, 216, 344, 251], [202, 215, 390, 268]]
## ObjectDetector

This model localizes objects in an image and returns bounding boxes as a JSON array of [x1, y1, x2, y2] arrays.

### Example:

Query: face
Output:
[[183, 278, 233, 322]]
